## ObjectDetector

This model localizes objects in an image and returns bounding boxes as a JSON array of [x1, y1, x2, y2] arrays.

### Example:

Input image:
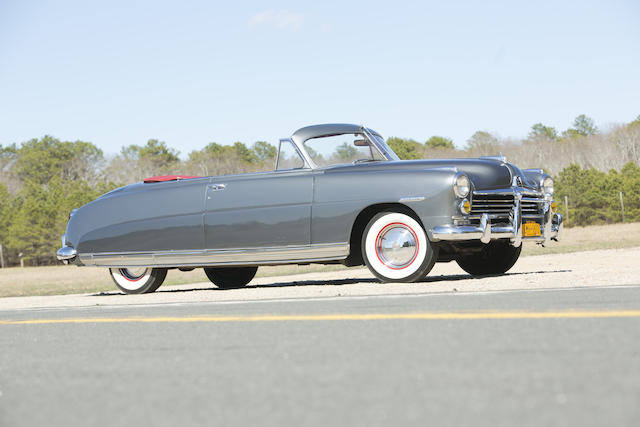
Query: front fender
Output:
[[311, 167, 461, 244]]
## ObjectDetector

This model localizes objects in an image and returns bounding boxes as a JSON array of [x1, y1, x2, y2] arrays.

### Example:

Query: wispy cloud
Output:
[[248, 10, 304, 31]]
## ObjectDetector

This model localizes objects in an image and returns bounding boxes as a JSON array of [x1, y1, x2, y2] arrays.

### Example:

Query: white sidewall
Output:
[[364, 213, 428, 280], [110, 268, 152, 291]]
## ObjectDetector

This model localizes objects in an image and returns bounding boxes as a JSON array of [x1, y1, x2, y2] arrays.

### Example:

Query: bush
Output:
[[555, 163, 640, 226]]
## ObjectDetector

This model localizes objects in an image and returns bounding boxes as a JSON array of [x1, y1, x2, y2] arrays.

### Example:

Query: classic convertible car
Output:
[[57, 123, 563, 294]]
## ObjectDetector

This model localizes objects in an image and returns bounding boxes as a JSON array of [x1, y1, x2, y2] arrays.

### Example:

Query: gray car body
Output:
[[59, 124, 553, 268]]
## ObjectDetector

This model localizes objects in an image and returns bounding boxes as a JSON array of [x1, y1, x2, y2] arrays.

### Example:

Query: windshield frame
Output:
[[362, 127, 401, 162], [291, 127, 398, 169]]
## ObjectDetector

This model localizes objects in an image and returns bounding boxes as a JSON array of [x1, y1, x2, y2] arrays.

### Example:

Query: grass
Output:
[[1, 222, 639, 298], [520, 222, 640, 256], [0, 262, 351, 298]]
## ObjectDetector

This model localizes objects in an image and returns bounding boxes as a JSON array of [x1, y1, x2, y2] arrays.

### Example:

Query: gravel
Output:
[[1, 247, 638, 312]]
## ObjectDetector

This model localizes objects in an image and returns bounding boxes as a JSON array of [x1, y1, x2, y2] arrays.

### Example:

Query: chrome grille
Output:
[[471, 193, 542, 217], [470, 194, 514, 216], [522, 200, 541, 215]]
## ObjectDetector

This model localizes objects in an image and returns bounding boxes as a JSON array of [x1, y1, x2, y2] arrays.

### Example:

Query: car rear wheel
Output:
[[204, 266, 258, 289], [455, 240, 522, 276], [109, 267, 167, 294], [361, 212, 438, 283]]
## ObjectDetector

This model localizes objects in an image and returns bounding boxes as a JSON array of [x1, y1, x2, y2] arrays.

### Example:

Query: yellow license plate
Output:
[[523, 222, 541, 237]]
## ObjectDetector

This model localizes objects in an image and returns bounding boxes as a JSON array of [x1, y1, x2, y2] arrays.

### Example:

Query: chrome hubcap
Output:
[[376, 224, 418, 269], [120, 267, 149, 281]]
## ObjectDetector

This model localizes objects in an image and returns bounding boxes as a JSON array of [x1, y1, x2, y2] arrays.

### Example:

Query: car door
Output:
[[204, 169, 313, 250]]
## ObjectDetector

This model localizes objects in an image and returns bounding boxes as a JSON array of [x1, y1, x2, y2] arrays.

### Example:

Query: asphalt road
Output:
[[1, 285, 640, 427]]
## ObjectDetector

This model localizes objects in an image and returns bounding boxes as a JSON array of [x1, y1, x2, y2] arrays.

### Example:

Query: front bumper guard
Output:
[[57, 235, 77, 264], [432, 196, 563, 247], [57, 246, 77, 264]]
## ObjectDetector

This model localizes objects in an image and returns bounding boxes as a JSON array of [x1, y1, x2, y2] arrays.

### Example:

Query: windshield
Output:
[[302, 133, 386, 168]]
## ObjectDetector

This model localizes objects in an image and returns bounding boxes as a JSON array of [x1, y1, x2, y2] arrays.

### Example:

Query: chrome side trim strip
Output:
[[399, 196, 425, 203], [77, 243, 349, 268]]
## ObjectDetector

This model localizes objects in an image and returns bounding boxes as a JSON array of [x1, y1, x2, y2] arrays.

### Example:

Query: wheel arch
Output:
[[344, 203, 425, 267]]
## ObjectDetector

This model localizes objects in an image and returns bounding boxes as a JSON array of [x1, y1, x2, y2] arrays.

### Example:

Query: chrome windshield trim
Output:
[[290, 126, 396, 169], [362, 127, 398, 161], [277, 138, 313, 170]]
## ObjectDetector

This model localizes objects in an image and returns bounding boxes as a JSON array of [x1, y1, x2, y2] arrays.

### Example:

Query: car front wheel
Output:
[[455, 240, 522, 276], [204, 266, 258, 289], [361, 212, 438, 283], [109, 267, 168, 294]]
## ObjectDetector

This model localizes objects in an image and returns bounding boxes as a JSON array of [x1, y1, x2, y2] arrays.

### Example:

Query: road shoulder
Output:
[[0, 247, 638, 312]]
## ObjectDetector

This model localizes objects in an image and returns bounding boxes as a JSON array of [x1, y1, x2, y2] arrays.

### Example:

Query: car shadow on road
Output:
[[249, 269, 573, 288], [421, 269, 572, 283], [91, 278, 381, 296], [247, 278, 380, 289], [91, 269, 572, 296]]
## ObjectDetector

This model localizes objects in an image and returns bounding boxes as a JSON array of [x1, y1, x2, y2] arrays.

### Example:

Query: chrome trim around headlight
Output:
[[453, 173, 471, 198]]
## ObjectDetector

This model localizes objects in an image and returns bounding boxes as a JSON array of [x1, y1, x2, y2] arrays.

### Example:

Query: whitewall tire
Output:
[[109, 267, 167, 294], [361, 212, 438, 283]]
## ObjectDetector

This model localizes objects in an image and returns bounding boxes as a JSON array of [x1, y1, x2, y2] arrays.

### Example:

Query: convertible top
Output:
[[291, 123, 366, 143]]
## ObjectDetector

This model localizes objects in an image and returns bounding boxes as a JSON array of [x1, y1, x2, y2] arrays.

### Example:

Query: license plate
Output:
[[523, 222, 541, 237]]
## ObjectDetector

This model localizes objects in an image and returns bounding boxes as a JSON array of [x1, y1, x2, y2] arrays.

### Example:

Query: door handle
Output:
[[208, 184, 226, 191]]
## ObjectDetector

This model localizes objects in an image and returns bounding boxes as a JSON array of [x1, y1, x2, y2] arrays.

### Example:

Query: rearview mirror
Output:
[[354, 139, 369, 147]]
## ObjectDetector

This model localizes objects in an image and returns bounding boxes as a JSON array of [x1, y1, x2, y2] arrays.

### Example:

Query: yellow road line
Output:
[[2, 310, 640, 325]]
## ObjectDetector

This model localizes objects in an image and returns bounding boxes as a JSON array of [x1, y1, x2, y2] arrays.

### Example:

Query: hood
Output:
[[326, 158, 537, 191]]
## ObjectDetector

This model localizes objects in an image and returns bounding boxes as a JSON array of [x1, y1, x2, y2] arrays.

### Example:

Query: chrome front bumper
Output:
[[431, 204, 563, 248], [57, 246, 77, 263], [57, 234, 77, 264]]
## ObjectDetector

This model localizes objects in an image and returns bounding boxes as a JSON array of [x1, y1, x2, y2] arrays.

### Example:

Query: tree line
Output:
[[1, 114, 638, 266]]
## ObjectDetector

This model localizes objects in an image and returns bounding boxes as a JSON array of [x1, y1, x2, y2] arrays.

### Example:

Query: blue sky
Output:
[[1, 0, 639, 157]]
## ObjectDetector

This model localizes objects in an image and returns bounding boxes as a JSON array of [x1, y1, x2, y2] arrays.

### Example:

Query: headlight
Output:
[[542, 177, 554, 195], [454, 174, 471, 198]]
